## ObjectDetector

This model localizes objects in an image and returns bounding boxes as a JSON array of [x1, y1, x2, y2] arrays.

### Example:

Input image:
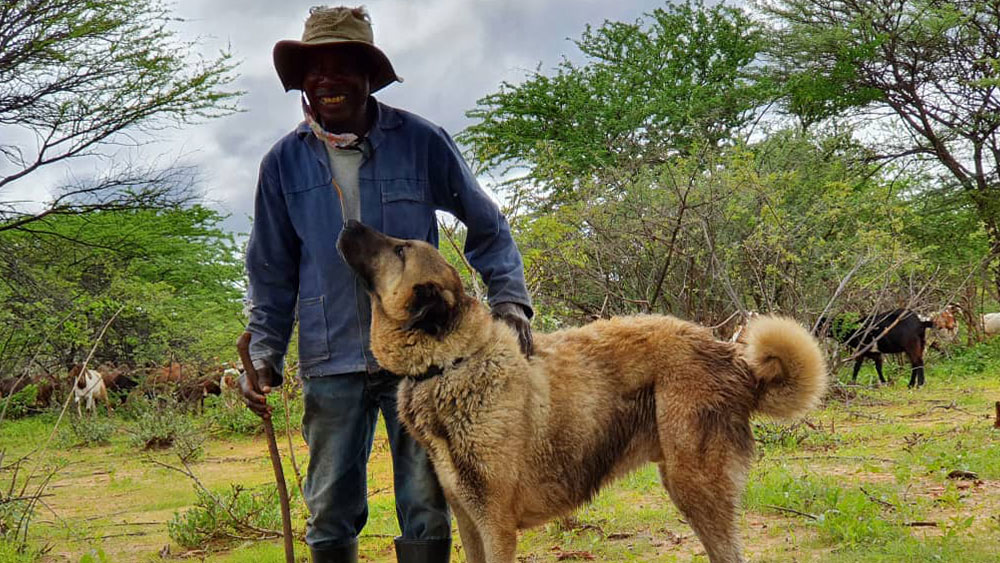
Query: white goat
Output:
[[71, 366, 111, 416], [984, 312, 1000, 336]]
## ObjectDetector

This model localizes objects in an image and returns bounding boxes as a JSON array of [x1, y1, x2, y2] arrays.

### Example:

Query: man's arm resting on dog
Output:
[[428, 128, 534, 354], [491, 301, 534, 357]]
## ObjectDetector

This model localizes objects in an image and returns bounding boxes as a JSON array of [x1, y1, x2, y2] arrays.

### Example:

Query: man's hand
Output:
[[492, 302, 533, 357], [239, 360, 276, 419]]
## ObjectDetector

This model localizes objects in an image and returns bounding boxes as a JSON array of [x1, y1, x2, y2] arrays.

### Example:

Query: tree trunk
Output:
[[966, 187, 1000, 301]]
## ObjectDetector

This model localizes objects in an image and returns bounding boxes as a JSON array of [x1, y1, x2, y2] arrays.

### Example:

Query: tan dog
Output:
[[337, 220, 828, 563]]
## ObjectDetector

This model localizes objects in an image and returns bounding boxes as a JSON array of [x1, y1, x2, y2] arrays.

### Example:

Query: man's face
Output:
[[302, 46, 371, 133]]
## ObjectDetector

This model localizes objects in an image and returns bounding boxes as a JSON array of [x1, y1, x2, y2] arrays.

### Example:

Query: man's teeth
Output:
[[320, 95, 345, 104]]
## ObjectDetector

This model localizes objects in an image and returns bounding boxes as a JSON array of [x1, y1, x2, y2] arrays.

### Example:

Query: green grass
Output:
[[2, 340, 1000, 561]]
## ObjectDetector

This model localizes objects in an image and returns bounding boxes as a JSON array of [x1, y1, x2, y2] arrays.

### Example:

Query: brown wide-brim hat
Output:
[[273, 6, 402, 93]]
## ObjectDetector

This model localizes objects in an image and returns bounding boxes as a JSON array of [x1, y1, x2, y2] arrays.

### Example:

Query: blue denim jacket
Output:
[[245, 100, 532, 380]]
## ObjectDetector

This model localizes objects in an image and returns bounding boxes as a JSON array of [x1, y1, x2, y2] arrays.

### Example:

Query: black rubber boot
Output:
[[311, 538, 359, 563], [394, 537, 452, 563]]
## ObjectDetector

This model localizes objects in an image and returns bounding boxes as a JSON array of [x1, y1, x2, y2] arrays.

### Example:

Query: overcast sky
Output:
[[9, 1, 669, 236]]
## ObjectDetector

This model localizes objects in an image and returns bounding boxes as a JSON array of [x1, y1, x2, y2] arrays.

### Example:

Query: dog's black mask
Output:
[[403, 283, 456, 337], [336, 220, 378, 291]]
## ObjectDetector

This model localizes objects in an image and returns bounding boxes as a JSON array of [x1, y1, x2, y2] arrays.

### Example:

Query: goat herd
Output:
[[1, 361, 243, 417], [1, 308, 999, 418]]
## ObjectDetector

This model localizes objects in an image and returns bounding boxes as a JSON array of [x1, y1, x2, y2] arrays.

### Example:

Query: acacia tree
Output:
[[459, 0, 773, 208], [758, 0, 1000, 297], [0, 205, 245, 375], [0, 0, 240, 231]]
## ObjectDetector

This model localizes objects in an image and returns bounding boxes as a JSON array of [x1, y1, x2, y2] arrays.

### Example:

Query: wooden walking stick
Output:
[[237, 331, 295, 563]]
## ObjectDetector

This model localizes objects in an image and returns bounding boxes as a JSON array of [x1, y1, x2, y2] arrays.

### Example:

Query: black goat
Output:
[[817, 308, 933, 388]]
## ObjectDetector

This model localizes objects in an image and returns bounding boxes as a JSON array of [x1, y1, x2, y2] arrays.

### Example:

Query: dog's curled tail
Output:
[[742, 315, 828, 420]]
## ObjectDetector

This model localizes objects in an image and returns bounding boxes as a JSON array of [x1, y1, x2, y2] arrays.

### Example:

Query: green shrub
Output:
[[61, 414, 117, 446], [203, 393, 260, 436], [937, 337, 1000, 379], [0, 538, 40, 563], [204, 388, 303, 437], [114, 391, 158, 421], [167, 483, 297, 549], [2, 384, 38, 420], [78, 548, 111, 563], [127, 397, 205, 461]]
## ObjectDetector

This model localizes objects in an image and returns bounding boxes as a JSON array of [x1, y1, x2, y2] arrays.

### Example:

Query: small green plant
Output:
[[203, 393, 261, 436], [78, 547, 111, 563], [167, 483, 297, 549], [0, 538, 40, 563], [61, 414, 117, 446], [744, 465, 919, 547], [753, 421, 810, 449], [127, 397, 204, 461], [2, 384, 38, 420], [204, 388, 303, 436], [1, 454, 64, 562]]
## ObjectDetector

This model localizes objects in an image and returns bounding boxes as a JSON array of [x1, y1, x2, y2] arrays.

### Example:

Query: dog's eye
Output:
[[395, 245, 406, 260]]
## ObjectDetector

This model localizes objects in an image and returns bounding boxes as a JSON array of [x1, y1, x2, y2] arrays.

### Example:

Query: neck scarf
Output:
[[302, 97, 363, 150]]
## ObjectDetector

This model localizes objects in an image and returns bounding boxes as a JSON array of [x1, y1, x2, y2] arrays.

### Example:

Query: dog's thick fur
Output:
[[337, 220, 828, 563]]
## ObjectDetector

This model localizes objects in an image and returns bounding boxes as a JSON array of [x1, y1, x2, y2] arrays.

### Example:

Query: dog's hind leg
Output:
[[452, 502, 486, 563], [657, 415, 750, 563]]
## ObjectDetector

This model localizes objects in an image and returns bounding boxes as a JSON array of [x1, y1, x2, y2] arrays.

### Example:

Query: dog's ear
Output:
[[403, 283, 456, 337]]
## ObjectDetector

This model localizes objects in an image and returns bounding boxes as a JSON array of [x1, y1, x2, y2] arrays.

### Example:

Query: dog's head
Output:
[[337, 220, 465, 337]]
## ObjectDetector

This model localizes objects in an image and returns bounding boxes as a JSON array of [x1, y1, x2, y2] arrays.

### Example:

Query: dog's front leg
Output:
[[452, 502, 486, 563], [480, 522, 517, 563]]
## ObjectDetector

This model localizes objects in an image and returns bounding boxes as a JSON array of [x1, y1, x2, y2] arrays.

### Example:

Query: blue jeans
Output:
[[301, 371, 451, 549]]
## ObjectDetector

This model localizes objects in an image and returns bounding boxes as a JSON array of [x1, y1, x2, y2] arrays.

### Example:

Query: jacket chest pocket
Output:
[[380, 179, 434, 240]]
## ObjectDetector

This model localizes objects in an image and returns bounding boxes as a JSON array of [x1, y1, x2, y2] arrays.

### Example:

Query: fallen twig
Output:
[[783, 455, 895, 464], [860, 487, 896, 511], [846, 410, 894, 422], [763, 505, 818, 520], [96, 531, 150, 539]]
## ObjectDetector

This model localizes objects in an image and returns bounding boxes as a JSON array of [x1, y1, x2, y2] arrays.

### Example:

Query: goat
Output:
[[984, 312, 1000, 336], [220, 367, 242, 392], [818, 308, 932, 388], [729, 311, 760, 344], [175, 374, 226, 412], [98, 364, 139, 399], [69, 364, 112, 416], [924, 307, 959, 351]]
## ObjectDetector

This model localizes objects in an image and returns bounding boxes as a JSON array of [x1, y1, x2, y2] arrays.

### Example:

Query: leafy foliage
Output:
[[167, 483, 295, 549], [204, 387, 304, 437], [1, 385, 37, 420], [461, 0, 773, 208], [759, 0, 1000, 295], [0, 0, 240, 231], [62, 414, 117, 447], [0, 205, 245, 375], [126, 396, 204, 460]]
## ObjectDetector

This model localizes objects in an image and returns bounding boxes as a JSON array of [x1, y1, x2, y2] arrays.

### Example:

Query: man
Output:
[[240, 6, 533, 563]]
